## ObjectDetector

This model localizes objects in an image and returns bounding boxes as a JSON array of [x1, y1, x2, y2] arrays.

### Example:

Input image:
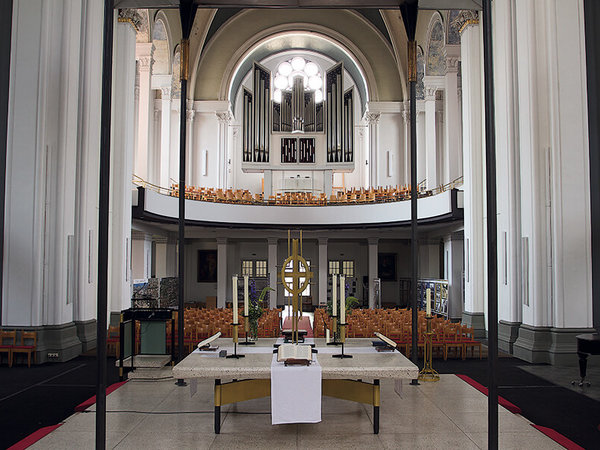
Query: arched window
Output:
[[152, 19, 170, 75], [426, 20, 446, 76]]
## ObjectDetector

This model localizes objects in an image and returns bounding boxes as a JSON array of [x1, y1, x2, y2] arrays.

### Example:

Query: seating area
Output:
[[167, 183, 437, 206], [0, 329, 38, 367], [107, 307, 282, 357], [314, 307, 482, 360]]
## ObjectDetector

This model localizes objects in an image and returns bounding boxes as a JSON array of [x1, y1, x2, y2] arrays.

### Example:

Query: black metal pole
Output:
[[96, 0, 114, 448], [176, 2, 197, 386], [482, 1, 498, 448], [401, 1, 419, 382], [0, 0, 13, 326]]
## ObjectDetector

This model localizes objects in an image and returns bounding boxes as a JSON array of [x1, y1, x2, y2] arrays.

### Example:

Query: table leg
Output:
[[373, 379, 380, 434], [214, 379, 221, 434], [578, 352, 591, 387]]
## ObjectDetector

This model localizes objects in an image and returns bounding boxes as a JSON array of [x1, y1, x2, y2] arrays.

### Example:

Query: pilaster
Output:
[[216, 110, 232, 189], [268, 238, 278, 308], [217, 237, 228, 308], [160, 86, 172, 188], [460, 16, 486, 324], [443, 45, 461, 185], [368, 238, 379, 309], [134, 42, 154, 181], [365, 112, 380, 188], [318, 238, 328, 308]]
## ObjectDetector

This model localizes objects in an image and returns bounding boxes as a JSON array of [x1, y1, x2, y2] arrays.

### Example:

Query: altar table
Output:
[[172, 338, 419, 434]]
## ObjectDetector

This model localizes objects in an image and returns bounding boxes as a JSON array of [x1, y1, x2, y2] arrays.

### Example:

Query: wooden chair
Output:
[[0, 330, 16, 367], [13, 331, 37, 367], [462, 327, 482, 359]]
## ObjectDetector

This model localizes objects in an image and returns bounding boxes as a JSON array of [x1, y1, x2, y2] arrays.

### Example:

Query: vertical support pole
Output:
[[0, 0, 13, 325], [482, 1, 498, 448], [409, 38, 419, 379], [401, 2, 419, 386], [214, 379, 222, 434], [176, 0, 196, 385], [119, 316, 124, 381], [96, 1, 114, 448], [373, 379, 380, 434]]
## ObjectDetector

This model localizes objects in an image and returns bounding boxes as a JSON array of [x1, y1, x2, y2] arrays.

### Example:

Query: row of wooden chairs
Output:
[[314, 308, 482, 360], [0, 330, 37, 367], [168, 183, 435, 207]]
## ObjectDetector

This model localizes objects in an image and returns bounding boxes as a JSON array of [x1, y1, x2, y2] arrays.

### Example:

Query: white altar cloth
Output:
[[271, 354, 322, 424]]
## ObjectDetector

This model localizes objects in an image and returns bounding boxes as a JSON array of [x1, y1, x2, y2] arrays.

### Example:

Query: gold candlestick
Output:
[[418, 315, 439, 381], [226, 322, 244, 358]]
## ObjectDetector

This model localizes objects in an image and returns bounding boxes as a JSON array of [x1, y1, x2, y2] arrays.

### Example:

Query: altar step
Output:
[[127, 367, 174, 380]]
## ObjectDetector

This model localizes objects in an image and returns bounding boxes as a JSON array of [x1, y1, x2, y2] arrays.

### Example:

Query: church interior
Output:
[[1, 0, 600, 448]]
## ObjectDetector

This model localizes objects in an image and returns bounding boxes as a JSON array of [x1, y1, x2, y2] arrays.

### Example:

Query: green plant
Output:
[[248, 281, 274, 337]]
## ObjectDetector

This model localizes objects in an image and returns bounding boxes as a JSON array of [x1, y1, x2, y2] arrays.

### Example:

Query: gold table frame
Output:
[[213, 377, 381, 434]]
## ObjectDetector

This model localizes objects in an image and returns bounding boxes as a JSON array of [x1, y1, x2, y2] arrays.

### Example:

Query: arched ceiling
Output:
[[191, 9, 405, 103]]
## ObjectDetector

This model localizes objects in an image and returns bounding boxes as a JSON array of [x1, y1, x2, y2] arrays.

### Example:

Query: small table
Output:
[[573, 333, 600, 387], [172, 338, 419, 434]]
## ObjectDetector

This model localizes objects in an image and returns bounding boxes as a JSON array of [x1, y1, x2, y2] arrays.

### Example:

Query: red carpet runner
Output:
[[281, 316, 313, 338], [455, 374, 522, 414]]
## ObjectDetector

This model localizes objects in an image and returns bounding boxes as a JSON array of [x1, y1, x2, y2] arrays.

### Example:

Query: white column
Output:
[[444, 233, 464, 320], [493, 0, 522, 331], [268, 238, 278, 309], [460, 15, 486, 332], [131, 233, 152, 281], [134, 42, 153, 181], [323, 169, 333, 196], [423, 83, 438, 190], [159, 86, 172, 188], [368, 238, 378, 309], [444, 46, 462, 184], [75, 0, 103, 324], [318, 238, 328, 307], [416, 106, 426, 186], [165, 235, 178, 277], [216, 110, 232, 189], [108, 17, 136, 314], [402, 106, 410, 185], [186, 109, 195, 185], [217, 238, 228, 308], [264, 169, 273, 198], [365, 112, 380, 188]]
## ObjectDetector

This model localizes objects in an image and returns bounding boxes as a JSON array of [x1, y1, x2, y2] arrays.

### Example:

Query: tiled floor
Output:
[[31, 374, 564, 449]]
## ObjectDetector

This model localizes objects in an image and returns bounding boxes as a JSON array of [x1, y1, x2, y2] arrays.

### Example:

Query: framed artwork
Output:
[[197, 250, 218, 282], [378, 253, 397, 281]]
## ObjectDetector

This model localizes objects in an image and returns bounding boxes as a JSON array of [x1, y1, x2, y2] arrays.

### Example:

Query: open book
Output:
[[197, 331, 222, 351], [374, 332, 398, 350], [277, 343, 312, 364]]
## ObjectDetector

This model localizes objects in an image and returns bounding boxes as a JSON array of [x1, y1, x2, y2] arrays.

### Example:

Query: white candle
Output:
[[340, 275, 346, 324], [426, 288, 431, 316], [332, 275, 337, 316], [326, 329, 330, 343], [243, 275, 249, 316], [232, 276, 238, 324]]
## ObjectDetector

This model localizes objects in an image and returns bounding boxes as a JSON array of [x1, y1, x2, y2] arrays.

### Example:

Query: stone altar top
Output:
[[172, 338, 419, 380]]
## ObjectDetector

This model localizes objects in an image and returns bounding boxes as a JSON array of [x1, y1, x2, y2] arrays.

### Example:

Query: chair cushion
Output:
[[0, 345, 13, 349], [14, 345, 35, 349]]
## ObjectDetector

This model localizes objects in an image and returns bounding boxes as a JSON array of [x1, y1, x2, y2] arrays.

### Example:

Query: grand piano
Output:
[[573, 333, 600, 387]]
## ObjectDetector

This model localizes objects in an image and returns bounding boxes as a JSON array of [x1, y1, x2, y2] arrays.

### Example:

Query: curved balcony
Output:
[[133, 187, 463, 229]]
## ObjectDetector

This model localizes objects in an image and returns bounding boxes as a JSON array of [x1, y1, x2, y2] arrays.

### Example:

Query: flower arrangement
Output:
[[248, 279, 274, 338]]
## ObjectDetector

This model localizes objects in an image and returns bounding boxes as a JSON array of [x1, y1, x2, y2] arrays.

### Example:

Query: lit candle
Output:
[[232, 276, 238, 324], [340, 275, 346, 324], [326, 328, 330, 343], [426, 288, 431, 316], [244, 275, 249, 316], [332, 274, 337, 316]]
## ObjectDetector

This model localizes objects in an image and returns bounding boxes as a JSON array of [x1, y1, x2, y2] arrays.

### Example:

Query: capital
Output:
[[216, 111, 233, 124], [186, 109, 195, 122], [118, 9, 143, 32], [452, 10, 479, 34], [160, 87, 172, 100], [364, 112, 381, 125], [424, 86, 437, 101]]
